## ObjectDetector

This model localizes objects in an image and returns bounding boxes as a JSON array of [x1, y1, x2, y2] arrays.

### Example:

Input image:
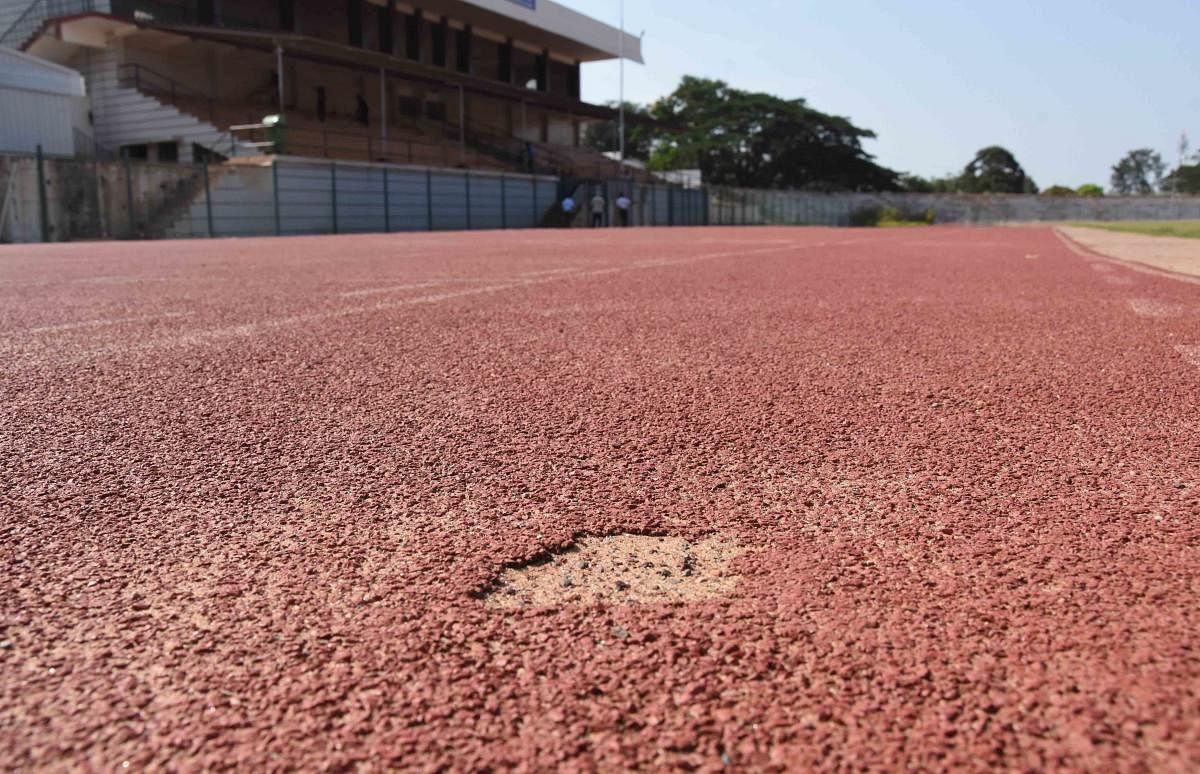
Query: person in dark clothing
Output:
[[355, 94, 369, 126], [315, 86, 327, 122]]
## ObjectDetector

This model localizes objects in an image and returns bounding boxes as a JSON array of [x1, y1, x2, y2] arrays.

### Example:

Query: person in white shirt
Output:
[[615, 192, 632, 227]]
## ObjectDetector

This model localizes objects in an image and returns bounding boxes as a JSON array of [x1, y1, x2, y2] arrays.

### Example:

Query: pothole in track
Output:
[[479, 533, 741, 608]]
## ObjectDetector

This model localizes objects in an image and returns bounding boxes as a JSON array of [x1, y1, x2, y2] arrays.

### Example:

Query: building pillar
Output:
[[406, 9, 421, 61], [569, 60, 580, 100], [536, 49, 548, 93], [499, 37, 513, 85], [348, 0, 364, 47]]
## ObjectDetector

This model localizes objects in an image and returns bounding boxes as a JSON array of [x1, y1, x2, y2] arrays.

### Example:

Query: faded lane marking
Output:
[[1128, 299, 1185, 319], [1176, 345, 1200, 367], [338, 280, 472, 298], [9, 242, 830, 369], [1101, 275, 1135, 286]]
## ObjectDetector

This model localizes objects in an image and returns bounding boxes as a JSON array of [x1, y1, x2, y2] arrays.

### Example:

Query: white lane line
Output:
[[1176, 345, 1200, 367], [338, 281, 458, 298], [13, 241, 824, 368], [1127, 298, 1185, 319]]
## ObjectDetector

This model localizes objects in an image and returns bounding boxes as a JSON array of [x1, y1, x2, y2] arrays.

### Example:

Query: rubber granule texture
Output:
[[2, 226, 1199, 770]]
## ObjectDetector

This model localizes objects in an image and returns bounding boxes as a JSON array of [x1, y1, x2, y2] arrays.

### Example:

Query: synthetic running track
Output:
[[2, 227, 1198, 770]]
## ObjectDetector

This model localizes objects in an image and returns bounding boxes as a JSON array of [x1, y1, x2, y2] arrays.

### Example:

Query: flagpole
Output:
[[618, 0, 625, 164]]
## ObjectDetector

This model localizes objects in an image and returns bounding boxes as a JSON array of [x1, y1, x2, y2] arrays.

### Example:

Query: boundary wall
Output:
[[3, 152, 1199, 243]]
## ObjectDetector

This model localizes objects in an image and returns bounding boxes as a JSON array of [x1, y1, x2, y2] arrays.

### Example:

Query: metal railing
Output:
[[229, 121, 464, 167], [117, 62, 216, 122], [109, 0, 265, 29], [0, 0, 95, 48]]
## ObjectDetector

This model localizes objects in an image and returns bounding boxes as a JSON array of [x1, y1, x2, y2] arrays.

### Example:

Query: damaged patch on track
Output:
[[480, 534, 741, 608]]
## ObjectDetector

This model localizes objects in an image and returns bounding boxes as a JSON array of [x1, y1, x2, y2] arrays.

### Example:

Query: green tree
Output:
[[1041, 185, 1076, 196], [582, 102, 655, 160], [899, 173, 959, 193], [1110, 149, 1165, 195], [646, 76, 899, 191], [1162, 164, 1200, 195], [1075, 183, 1104, 197], [957, 146, 1035, 194]]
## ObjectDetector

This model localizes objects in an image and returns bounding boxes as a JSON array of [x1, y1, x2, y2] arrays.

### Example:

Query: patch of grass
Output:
[[850, 205, 936, 227], [1070, 220, 1200, 239]]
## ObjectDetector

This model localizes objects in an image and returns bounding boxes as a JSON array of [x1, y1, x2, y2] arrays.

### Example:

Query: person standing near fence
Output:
[[590, 191, 606, 227], [616, 192, 631, 227]]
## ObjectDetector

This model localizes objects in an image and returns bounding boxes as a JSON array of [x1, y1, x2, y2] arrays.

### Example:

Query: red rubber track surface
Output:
[[2, 227, 1198, 770]]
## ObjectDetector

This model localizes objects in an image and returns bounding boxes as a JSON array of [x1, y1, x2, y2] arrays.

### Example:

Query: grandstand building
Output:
[[0, 0, 642, 175]]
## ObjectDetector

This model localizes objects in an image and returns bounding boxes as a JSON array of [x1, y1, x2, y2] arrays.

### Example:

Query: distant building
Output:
[[0, 0, 642, 173], [0, 45, 89, 156]]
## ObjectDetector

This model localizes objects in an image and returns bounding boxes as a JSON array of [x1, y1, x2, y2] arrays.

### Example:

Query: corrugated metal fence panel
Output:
[[536, 179, 556, 225], [335, 165, 386, 234], [504, 175, 537, 229], [386, 170, 432, 232], [277, 162, 335, 235], [468, 175, 505, 230], [430, 171, 469, 231], [207, 165, 275, 237]]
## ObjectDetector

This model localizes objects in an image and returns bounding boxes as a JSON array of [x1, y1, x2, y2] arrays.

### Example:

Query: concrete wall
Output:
[[709, 188, 1200, 226], [0, 153, 201, 242]]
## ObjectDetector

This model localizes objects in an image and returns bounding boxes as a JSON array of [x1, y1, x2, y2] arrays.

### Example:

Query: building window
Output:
[[121, 144, 148, 160], [156, 141, 179, 163]]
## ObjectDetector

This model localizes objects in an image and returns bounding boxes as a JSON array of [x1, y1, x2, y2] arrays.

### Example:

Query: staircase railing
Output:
[[117, 62, 216, 123], [1, 0, 96, 49]]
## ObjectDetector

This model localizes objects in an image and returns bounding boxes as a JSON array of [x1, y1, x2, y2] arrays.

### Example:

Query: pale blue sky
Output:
[[572, 0, 1200, 187]]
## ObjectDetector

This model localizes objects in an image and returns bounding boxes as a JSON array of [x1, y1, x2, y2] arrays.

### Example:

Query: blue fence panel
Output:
[[468, 175, 505, 230], [430, 171, 469, 231], [334, 165, 386, 233], [277, 162, 335, 235], [386, 169, 432, 232]]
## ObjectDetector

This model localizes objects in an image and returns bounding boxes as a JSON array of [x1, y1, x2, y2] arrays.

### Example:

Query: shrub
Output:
[[850, 205, 935, 227]]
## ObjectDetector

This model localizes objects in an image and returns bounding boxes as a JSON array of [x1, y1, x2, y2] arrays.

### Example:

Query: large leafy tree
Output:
[[646, 77, 899, 191], [957, 146, 1036, 194], [1110, 149, 1165, 194], [1162, 164, 1200, 195], [582, 102, 655, 160]]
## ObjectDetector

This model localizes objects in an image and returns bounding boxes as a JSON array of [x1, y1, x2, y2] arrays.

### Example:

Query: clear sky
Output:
[[571, 0, 1200, 188]]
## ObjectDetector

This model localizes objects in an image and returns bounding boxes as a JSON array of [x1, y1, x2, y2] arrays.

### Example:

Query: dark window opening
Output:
[[405, 13, 420, 61], [278, 0, 294, 31], [455, 27, 471, 73], [156, 141, 179, 162], [397, 96, 421, 118], [431, 19, 447, 67], [498, 39, 512, 84], [347, 0, 362, 48], [377, 3, 393, 53], [121, 143, 148, 160]]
